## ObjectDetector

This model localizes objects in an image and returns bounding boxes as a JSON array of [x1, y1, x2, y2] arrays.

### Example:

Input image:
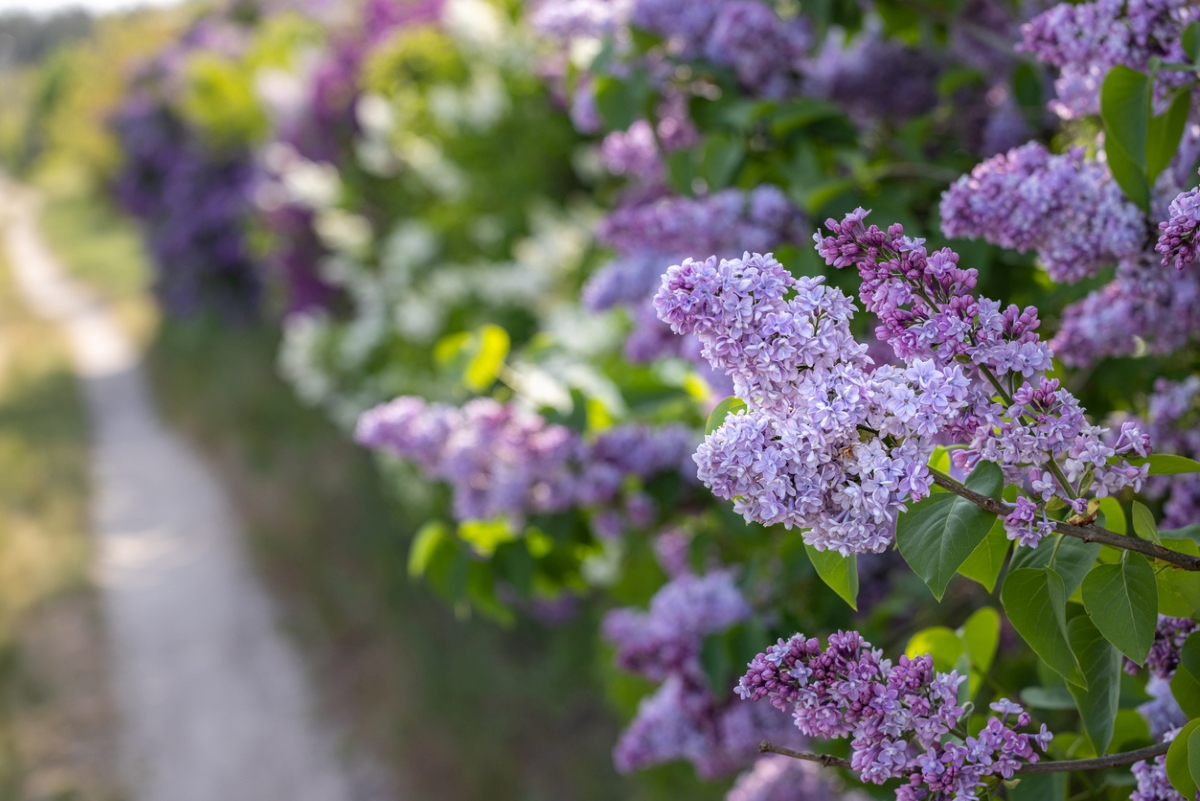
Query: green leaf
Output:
[[1098, 496, 1126, 535], [905, 626, 965, 673], [705, 396, 747, 435], [1143, 454, 1200, 475], [433, 324, 510, 393], [409, 521, 452, 578], [1184, 21, 1200, 63], [1132, 501, 1162, 544], [1172, 633, 1200, 718], [957, 518, 1010, 593], [1147, 88, 1192, 182], [700, 632, 733, 695], [1081, 552, 1158, 664], [1001, 567, 1085, 687], [1100, 65, 1153, 210], [1163, 541, 1200, 616], [1066, 615, 1121, 754], [593, 74, 650, 131], [1011, 534, 1101, 598], [700, 135, 746, 191], [1190, 725, 1200, 793], [665, 149, 695, 196], [805, 544, 858, 609], [458, 518, 518, 557], [896, 461, 1003, 600], [1006, 772, 1067, 801], [1020, 685, 1077, 710], [1167, 719, 1200, 797], [1105, 133, 1152, 210], [960, 607, 1000, 674], [464, 325, 510, 392]]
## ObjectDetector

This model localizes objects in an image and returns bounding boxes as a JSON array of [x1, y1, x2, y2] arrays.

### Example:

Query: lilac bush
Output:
[[736, 632, 1051, 796]]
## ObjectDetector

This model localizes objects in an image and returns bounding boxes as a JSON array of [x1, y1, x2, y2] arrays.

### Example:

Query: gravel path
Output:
[[1, 182, 368, 801]]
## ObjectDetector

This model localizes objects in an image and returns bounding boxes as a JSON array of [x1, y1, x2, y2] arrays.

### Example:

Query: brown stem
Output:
[[759, 740, 1169, 775], [927, 471, 1200, 572], [1016, 742, 1170, 774]]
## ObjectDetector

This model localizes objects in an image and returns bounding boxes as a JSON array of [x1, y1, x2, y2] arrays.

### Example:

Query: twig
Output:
[[1015, 742, 1170, 775], [927, 471, 1200, 572], [759, 740, 1170, 775], [758, 742, 852, 768]]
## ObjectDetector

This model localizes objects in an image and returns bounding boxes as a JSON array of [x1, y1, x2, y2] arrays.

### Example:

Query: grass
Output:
[[37, 187, 725, 801], [0, 230, 123, 800]]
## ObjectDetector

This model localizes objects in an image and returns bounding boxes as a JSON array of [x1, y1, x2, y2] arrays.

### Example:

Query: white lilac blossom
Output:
[[815, 209, 1151, 547], [355, 396, 696, 525], [940, 143, 1145, 283], [604, 570, 803, 778], [1019, 0, 1198, 119], [736, 633, 1051, 797], [654, 252, 973, 554], [1157, 172, 1200, 270]]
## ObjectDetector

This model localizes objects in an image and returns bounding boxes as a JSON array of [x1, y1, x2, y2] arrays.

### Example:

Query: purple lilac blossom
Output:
[[597, 186, 806, 258], [1140, 676, 1189, 741], [1019, 0, 1198, 119], [1157, 170, 1200, 270], [1051, 253, 1200, 365], [940, 142, 1145, 283], [654, 251, 973, 554], [604, 569, 803, 778], [1132, 728, 1193, 801], [725, 754, 864, 801], [355, 396, 696, 524], [112, 102, 262, 318], [803, 28, 941, 122], [703, 1, 809, 98], [815, 209, 1151, 546], [1141, 377, 1200, 530], [603, 569, 751, 680], [1126, 616, 1200, 679], [736, 632, 1051, 796]]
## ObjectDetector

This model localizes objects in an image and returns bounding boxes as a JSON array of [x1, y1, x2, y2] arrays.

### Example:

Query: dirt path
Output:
[[0, 182, 368, 801]]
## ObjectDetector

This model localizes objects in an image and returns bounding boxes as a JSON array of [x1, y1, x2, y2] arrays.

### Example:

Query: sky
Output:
[[0, 0, 183, 14]]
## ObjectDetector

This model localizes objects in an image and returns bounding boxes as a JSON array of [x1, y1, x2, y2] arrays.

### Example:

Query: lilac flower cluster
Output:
[[736, 632, 1051, 796], [1019, 0, 1198, 119], [603, 569, 803, 778], [1132, 728, 1193, 801], [725, 754, 865, 801], [355, 396, 695, 525], [815, 209, 1151, 547], [1126, 615, 1200, 680], [1139, 676, 1189, 741], [940, 143, 1145, 282], [112, 102, 262, 317], [597, 186, 805, 259], [582, 187, 801, 392], [804, 28, 941, 124], [1142, 377, 1200, 530], [1157, 172, 1200, 270], [1052, 253, 1200, 365], [655, 251, 973, 553]]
